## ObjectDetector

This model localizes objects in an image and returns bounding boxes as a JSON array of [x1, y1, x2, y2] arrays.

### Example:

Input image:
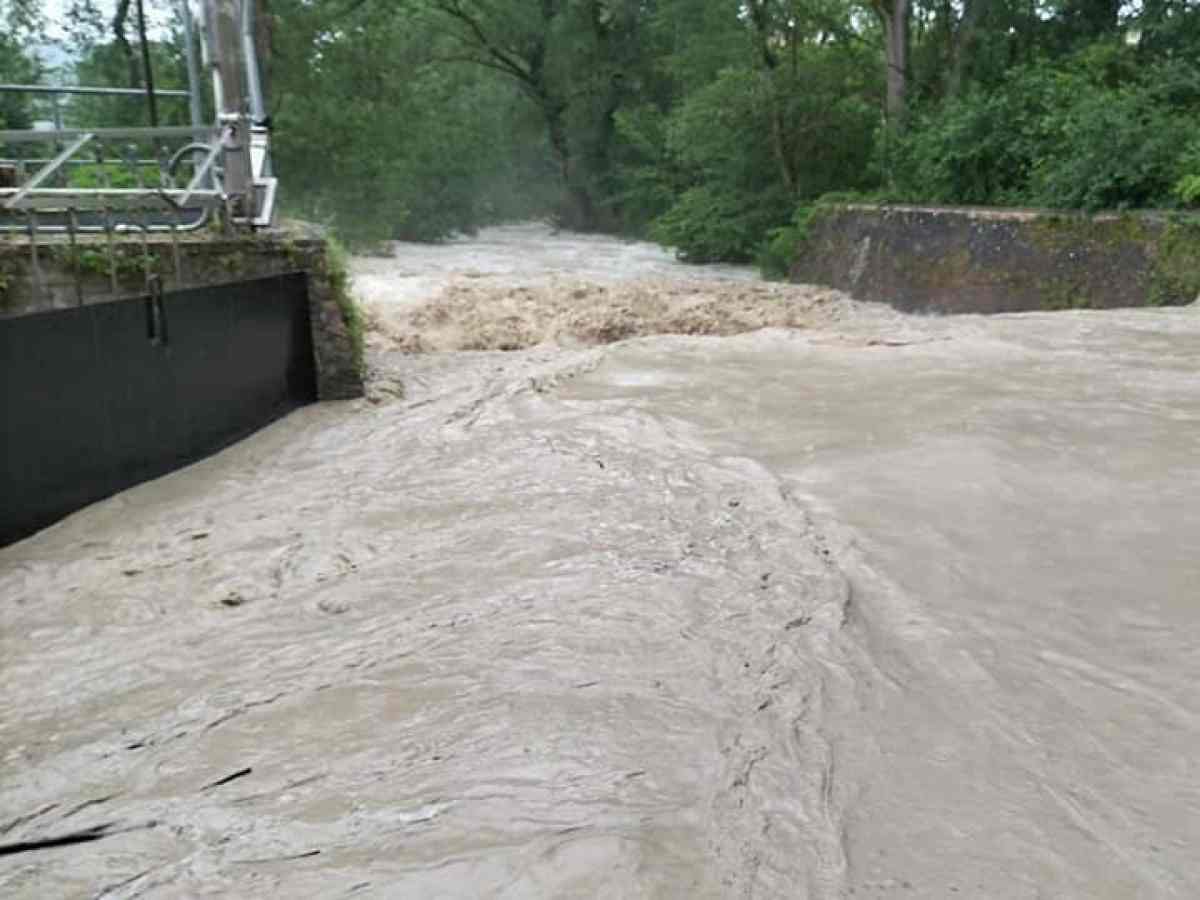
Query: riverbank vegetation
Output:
[[5, 0, 1200, 266]]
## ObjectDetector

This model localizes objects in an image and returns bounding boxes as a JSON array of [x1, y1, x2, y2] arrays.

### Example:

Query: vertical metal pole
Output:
[[210, 0, 255, 220], [170, 210, 184, 286], [200, 0, 223, 115], [140, 207, 153, 294], [212, 0, 248, 118], [68, 207, 83, 306], [104, 207, 118, 298], [95, 141, 109, 189], [130, 144, 145, 190], [181, 0, 205, 127], [241, 0, 266, 123], [26, 211, 44, 307], [52, 98, 64, 185]]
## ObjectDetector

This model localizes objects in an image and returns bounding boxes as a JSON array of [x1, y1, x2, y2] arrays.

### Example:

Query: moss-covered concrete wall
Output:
[[791, 205, 1200, 313], [0, 223, 363, 400]]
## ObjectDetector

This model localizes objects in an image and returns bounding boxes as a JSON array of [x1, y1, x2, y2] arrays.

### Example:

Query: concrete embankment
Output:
[[1, 224, 363, 544], [791, 204, 1200, 313], [0, 223, 363, 400]]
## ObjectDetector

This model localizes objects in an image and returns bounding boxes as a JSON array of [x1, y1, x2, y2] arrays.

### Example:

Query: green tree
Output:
[[0, 35, 40, 130], [618, 0, 880, 261], [68, 39, 190, 127], [26, 0, 1183, 258], [415, 0, 660, 230], [0, 0, 43, 130], [270, 0, 548, 243], [888, 43, 1200, 210]]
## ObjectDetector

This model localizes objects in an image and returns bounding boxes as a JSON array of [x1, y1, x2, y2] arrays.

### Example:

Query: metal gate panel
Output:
[[1, 272, 317, 547]]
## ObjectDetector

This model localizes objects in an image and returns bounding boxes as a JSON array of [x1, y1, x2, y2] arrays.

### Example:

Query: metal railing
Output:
[[0, 1, 278, 310], [1, 125, 224, 231], [0, 0, 278, 234], [0, 83, 191, 98], [1, 116, 276, 234]]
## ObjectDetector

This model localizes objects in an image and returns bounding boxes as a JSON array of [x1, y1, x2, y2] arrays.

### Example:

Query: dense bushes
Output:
[[637, 69, 794, 262], [0, 32, 37, 131], [271, 3, 555, 247], [622, 44, 879, 264], [886, 47, 1200, 212]]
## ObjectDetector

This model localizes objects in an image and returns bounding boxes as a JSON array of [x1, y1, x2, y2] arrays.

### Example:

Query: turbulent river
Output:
[[3, 224, 1199, 898]]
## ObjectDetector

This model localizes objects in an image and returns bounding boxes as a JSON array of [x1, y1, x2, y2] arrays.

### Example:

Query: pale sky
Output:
[[35, 0, 187, 72], [40, 0, 183, 46]]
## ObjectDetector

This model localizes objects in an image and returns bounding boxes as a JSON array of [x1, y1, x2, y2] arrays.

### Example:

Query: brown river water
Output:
[[2, 224, 1199, 897]]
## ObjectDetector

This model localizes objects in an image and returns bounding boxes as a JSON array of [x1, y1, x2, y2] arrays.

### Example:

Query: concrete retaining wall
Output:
[[1, 274, 318, 546], [790, 205, 1200, 313], [0, 223, 363, 400]]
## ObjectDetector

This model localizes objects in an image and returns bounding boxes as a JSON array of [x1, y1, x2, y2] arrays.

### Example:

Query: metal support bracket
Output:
[[4, 133, 94, 210]]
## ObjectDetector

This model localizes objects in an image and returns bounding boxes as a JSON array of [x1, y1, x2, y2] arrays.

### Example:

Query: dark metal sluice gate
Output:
[[0, 273, 317, 547]]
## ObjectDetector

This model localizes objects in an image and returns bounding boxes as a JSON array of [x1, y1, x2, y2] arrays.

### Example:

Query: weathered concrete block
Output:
[[791, 205, 1200, 313], [0, 221, 364, 400]]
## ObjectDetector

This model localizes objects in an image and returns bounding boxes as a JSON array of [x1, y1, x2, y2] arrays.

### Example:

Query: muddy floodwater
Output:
[[3, 224, 1199, 898]]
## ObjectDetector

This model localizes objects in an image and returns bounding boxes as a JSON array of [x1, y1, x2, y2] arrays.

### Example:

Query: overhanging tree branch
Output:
[[111, 0, 140, 88], [427, 0, 534, 87]]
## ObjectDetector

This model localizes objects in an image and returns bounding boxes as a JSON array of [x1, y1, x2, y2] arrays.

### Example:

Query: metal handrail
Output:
[[0, 83, 191, 98], [0, 1, 280, 314], [0, 124, 224, 230], [3, 133, 94, 209], [0, 126, 218, 143], [1, 158, 179, 166], [0, 2, 275, 238]]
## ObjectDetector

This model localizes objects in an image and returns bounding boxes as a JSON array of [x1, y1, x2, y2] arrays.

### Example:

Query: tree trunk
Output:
[[746, 3, 799, 196], [112, 0, 140, 88], [763, 77, 799, 196], [948, 0, 987, 98], [425, 0, 602, 228], [135, 0, 157, 126], [544, 99, 597, 230], [1061, 0, 1120, 42], [255, 0, 272, 111], [877, 0, 910, 127], [580, 94, 621, 230]]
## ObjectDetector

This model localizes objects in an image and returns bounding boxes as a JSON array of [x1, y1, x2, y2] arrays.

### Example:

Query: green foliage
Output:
[[67, 162, 162, 189], [323, 235, 366, 379], [1149, 217, 1200, 305], [609, 103, 675, 228], [1172, 137, 1200, 207], [888, 46, 1200, 211], [626, 30, 879, 263], [0, 30, 39, 130], [272, 1, 546, 246], [8, 0, 1181, 270], [1030, 80, 1194, 210], [49, 242, 158, 281], [642, 68, 794, 262], [881, 85, 1036, 205], [652, 184, 791, 263], [756, 199, 866, 278], [756, 224, 801, 280], [756, 205, 825, 279], [69, 39, 192, 128], [1175, 176, 1200, 207], [262, 0, 1200, 264]]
